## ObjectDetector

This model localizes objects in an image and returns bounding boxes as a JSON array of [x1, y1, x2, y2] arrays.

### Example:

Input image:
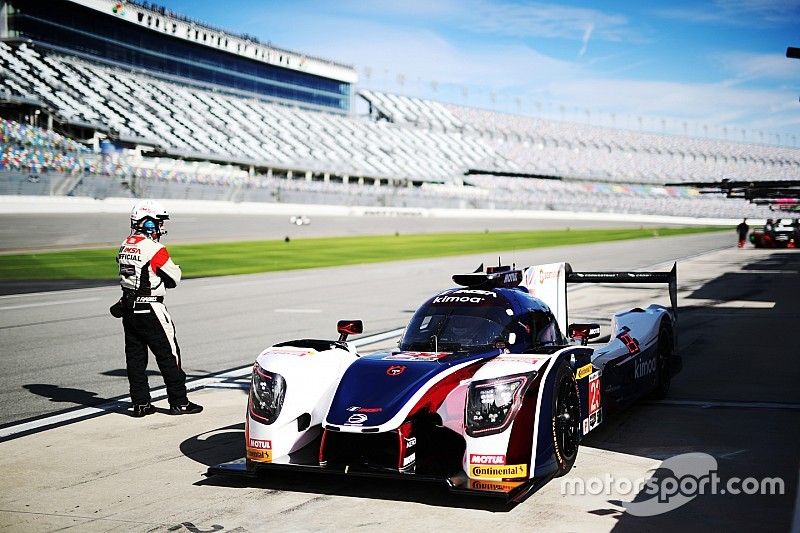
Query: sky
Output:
[[156, 0, 800, 145]]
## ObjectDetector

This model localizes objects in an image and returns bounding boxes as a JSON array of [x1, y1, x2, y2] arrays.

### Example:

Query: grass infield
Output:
[[0, 227, 726, 280]]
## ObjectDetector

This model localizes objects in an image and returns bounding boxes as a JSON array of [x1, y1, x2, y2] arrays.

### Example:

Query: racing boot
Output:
[[169, 401, 203, 415], [131, 403, 156, 417]]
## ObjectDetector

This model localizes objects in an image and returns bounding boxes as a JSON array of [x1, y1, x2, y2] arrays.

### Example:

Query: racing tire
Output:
[[650, 324, 674, 400], [551, 362, 581, 477]]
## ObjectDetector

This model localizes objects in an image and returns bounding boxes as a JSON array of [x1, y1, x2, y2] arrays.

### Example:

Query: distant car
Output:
[[211, 262, 679, 502], [289, 215, 311, 226], [750, 221, 798, 248]]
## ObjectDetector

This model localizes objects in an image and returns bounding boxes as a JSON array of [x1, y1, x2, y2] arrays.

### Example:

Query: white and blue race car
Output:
[[211, 262, 679, 501]]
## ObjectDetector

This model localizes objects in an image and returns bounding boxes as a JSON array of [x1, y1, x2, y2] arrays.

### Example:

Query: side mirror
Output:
[[337, 320, 363, 341], [568, 323, 601, 346]]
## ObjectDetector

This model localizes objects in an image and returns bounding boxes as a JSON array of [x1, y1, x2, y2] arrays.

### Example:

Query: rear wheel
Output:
[[651, 325, 673, 399], [551, 363, 580, 477]]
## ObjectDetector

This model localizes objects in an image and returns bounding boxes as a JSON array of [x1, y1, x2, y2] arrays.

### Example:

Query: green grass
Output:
[[0, 227, 726, 281]]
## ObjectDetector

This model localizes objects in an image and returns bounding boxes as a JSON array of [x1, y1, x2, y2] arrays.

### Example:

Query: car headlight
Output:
[[249, 363, 286, 425], [465, 372, 535, 437]]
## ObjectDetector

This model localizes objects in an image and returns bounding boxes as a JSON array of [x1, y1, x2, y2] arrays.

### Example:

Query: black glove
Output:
[[109, 299, 125, 318], [109, 291, 135, 318]]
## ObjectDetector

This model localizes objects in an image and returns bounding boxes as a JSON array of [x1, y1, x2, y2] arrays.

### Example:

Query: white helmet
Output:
[[130, 200, 169, 238]]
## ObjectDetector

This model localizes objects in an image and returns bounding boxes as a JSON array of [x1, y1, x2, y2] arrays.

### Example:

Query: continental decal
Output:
[[469, 463, 527, 479], [246, 438, 272, 462], [246, 448, 273, 462], [468, 479, 524, 493], [575, 364, 593, 380]]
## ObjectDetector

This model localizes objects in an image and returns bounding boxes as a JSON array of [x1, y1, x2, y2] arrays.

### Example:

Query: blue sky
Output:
[[157, 0, 799, 144]]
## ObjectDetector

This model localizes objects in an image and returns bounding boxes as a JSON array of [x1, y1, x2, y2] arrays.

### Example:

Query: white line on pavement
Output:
[[0, 297, 100, 311], [274, 308, 322, 314]]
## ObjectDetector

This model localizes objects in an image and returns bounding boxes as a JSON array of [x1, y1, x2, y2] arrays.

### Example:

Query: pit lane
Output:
[[0, 237, 798, 532]]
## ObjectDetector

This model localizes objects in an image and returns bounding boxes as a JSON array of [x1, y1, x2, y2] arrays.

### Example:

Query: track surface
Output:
[[0, 232, 724, 426], [0, 240, 797, 532], [0, 212, 673, 252]]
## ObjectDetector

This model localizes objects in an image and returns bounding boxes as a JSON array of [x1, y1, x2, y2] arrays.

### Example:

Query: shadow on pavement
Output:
[[22, 383, 134, 417], [580, 250, 800, 532], [24, 383, 112, 409], [180, 422, 246, 467], [184, 423, 515, 511], [186, 251, 799, 524], [0, 279, 115, 296]]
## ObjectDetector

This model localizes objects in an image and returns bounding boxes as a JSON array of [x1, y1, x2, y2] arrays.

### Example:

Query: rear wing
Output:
[[521, 262, 677, 334]]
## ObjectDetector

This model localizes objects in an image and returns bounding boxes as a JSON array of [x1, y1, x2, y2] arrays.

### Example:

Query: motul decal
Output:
[[246, 438, 272, 462], [469, 454, 506, 465], [248, 438, 271, 449]]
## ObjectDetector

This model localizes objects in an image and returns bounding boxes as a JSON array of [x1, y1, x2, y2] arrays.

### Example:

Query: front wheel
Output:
[[551, 362, 580, 477]]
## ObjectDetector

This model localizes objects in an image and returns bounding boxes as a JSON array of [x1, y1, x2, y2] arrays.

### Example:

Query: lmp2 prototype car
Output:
[[210, 262, 679, 502], [750, 220, 799, 248]]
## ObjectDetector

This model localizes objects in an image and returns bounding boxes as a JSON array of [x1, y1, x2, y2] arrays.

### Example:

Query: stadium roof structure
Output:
[[667, 179, 800, 212]]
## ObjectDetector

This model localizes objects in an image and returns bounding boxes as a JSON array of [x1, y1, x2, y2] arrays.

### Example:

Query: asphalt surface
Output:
[[0, 212, 675, 252], [0, 232, 726, 427], [0, 240, 797, 532]]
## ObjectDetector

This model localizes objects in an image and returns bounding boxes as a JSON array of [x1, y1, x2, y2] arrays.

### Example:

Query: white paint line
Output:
[[0, 327, 405, 440], [274, 308, 322, 314], [0, 286, 114, 300], [719, 449, 747, 459], [651, 399, 800, 410], [199, 275, 310, 290], [0, 297, 100, 311], [682, 299, 775, 309], [204, 383, 250, 390]]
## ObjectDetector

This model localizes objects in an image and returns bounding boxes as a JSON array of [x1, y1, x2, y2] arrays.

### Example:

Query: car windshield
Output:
[[399, 290, 564, 354], [399, 306, 512, 353]]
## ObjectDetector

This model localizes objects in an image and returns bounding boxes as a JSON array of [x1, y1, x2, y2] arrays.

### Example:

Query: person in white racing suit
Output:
[[113, 200, 202, 417]]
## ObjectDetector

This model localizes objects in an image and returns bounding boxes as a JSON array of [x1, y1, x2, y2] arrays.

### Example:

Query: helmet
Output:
[[130, 200, 169, 239]]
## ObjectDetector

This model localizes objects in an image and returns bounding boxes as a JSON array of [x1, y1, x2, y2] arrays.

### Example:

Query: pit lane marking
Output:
[[0, 327, 406, 442], [0, 297, 100, 311]]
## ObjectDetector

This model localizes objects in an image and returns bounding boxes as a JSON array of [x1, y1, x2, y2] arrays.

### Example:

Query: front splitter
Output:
[[207, 459, 553, 503]]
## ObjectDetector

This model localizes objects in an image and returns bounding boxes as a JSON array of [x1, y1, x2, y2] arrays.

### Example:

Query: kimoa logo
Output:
[[635, 356, 657, 378], [433, 295, 485, 304]]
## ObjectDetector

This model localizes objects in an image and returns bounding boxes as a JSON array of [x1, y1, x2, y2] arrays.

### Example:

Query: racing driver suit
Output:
[[117, 232, 191, 411]]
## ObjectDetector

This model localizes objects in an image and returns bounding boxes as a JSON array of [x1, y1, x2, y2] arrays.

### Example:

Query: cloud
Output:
[[245, 3, 799, 138], [578, 23, 594, 57], [312, 0, 635, 44], [545, 77, 800, 133], [716, 52, 799, 86], [460, 0, 632, 43], [655, 0, 800, 26]]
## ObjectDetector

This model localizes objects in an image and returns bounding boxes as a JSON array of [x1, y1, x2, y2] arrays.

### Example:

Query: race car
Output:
[[750, 220, 798, 248], [210, 262, 679, 502]]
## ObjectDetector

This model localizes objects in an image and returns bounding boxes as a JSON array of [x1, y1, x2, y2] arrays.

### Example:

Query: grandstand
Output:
[[1, 0, 798, 220]]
